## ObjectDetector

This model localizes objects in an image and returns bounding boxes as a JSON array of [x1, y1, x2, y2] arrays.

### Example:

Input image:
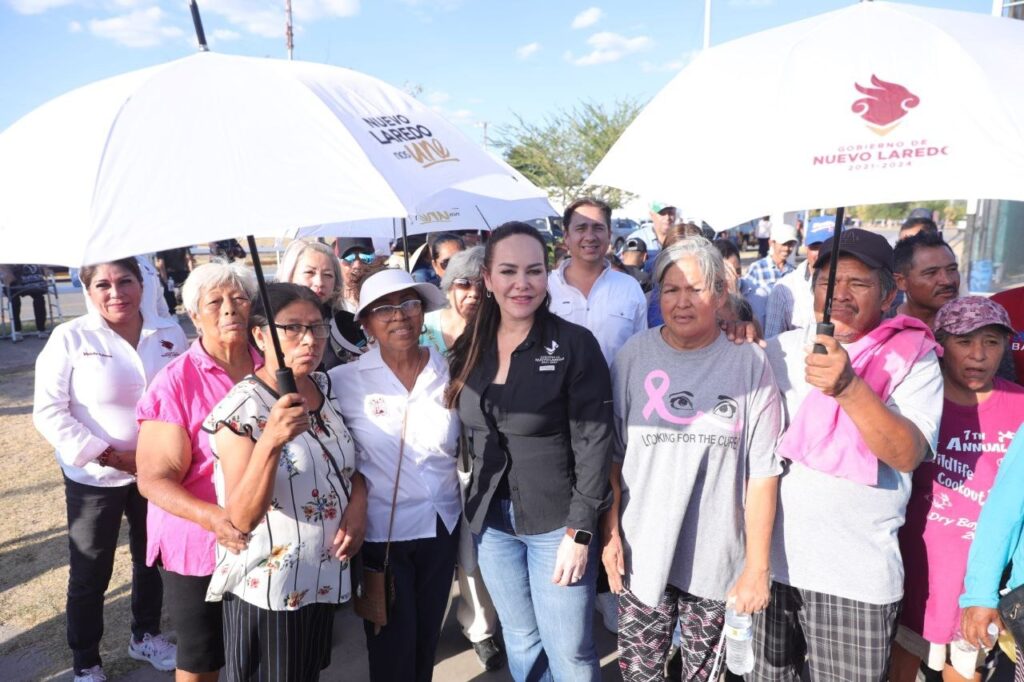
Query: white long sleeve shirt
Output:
[[548, 259, 647, 367], [33, 312, 187, 487], [330, 346, 461, 543]]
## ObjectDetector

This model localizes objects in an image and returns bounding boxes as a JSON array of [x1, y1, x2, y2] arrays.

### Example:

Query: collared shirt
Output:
[[458, 311, 614, 536], [34, 311, 187, 488], [136, 338, 265, 576], [765, 260, 816, 338], [548, 259, 647, 367], [742, 255, 795, 328], [330, 346, 461, 543]]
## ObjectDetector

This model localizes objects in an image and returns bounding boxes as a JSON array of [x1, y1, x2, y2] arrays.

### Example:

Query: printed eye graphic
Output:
[[712, 397, 738, 420], [668, 391, 695, 414]]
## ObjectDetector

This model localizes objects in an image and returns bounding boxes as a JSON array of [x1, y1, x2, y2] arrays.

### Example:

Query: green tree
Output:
[[497, 100, 644, 209]]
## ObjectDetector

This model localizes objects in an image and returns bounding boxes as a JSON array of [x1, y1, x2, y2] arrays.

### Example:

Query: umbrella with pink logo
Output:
[[588, 0, 1024, 343]]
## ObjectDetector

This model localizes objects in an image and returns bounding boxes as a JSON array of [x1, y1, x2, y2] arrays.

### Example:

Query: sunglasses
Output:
[[342, 252, 375, 265], [451, 278, 481, 290]]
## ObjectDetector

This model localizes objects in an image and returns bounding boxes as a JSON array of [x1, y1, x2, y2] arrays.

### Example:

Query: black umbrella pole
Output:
[[188, 0, 210, 52], [246, 235, 298, 394], [813, 206, 845, 355], [401, 217, 411, 272]]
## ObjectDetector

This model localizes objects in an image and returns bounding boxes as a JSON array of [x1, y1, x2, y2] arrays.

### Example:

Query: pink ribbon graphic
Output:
[[641, 369, 742, 433]]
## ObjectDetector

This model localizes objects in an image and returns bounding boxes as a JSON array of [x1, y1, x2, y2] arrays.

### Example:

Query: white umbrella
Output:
[[588, 1, 1024, 230], [0, 50, 538, 267], [296, 168, 557, 240]]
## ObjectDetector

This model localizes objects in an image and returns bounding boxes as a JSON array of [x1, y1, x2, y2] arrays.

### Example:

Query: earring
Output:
[[485, 290, 493, 298], [421, 325, 427, 335]]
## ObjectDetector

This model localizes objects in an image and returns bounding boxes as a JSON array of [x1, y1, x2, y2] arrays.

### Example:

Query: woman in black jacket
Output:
[[447, 222, 613, 682]]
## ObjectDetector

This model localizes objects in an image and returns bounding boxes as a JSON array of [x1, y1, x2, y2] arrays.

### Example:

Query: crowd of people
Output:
[[27, 198, 1024, 682]]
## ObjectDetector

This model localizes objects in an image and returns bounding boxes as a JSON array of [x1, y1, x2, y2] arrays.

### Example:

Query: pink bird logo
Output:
[[852, 75, 920, 135]]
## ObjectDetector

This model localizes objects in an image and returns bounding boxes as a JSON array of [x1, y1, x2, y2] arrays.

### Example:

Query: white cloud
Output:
[[641, 50, 698, 73], [426, 90, 451, 105], [9, 0, 74, 15], [569, 31, 652, 66], [68, 19, 82, 32], [515, 42, 541, 60], [210, 28, 241, 43], [87, 7, 184, 48], [201, 0, 359, 38], [571, 7, 603, 30]]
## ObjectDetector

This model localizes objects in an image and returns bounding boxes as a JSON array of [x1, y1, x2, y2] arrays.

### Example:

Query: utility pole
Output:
[[477, 121, 489, 149], [285, 0, 294, 59]]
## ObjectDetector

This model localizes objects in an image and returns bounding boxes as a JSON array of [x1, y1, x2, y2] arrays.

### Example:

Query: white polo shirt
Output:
[[33, 312, 188, 487], [548, 259, 647, 367], [330, 346, 461, 543]]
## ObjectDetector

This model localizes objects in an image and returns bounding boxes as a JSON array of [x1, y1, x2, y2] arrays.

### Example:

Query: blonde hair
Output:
[[277, 239, 343, 307]]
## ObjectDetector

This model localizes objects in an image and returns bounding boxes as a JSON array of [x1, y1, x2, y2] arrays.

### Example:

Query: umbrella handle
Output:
[[275, 367, 298, 395], [812, 322, 835, 355]]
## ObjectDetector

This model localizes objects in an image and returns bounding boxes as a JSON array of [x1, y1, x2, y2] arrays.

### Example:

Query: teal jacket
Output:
[[960, 422, 1024, 609]]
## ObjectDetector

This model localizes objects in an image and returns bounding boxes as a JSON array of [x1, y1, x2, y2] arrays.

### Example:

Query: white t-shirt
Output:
[[765, 328, 943, 604], [548, 259, 647, 367], [33, 312, 187, 487], [756, 219, 772, 239]]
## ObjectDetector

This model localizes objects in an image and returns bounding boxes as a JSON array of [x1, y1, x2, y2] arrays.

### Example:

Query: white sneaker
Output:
[[595, 591, 619, 634], [74, 665, 107, 682], [36, 330, 49, 339], [128, 633, 177, 672], [11, 331, 23, 343]]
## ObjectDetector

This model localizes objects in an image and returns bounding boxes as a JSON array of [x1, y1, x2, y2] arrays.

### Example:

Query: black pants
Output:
[[162, 270, 189, 313], [64, 476, 162, 673], [758, 237, 770, 258], [362, 515, 459, 682], [10, 290, 46, 332]]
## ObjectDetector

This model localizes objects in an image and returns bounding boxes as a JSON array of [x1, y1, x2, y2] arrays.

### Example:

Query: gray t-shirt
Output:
[[613, 329, 784, 608], [766, 328, 943, 605]]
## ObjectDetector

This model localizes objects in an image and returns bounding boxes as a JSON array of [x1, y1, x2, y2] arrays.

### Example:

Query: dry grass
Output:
[[0, 368, 169, 681]]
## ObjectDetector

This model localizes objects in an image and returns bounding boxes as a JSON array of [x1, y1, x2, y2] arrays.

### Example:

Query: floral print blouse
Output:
[[202, 372, 356, 611]]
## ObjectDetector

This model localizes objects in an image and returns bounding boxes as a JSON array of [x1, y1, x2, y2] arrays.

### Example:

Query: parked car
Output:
[[527, 216, 564, 244], [610, 217, 640, 250]]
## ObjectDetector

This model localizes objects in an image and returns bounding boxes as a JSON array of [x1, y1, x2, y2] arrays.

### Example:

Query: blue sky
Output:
[[0, 0, 995, 147]]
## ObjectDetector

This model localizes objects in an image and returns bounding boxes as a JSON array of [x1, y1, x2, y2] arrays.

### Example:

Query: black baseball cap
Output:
[[334, 237, 374, 258], [814, 228, 894, 273], [622, 237, 647, 253]]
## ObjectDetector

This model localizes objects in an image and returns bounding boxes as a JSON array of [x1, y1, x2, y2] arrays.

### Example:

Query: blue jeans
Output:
[[475, 498, 600, 682]]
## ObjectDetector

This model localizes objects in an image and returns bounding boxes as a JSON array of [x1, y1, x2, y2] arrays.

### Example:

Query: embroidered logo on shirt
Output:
[[544, 340, 559, 355], [536, 340, 565, 372], [368, 395, 386, 417], [160, 340, 174, 350], [82, 351, 112, 358]]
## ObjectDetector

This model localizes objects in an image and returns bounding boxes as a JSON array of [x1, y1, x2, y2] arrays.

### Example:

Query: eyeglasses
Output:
[[451, 278, 481, 290], [273, 322, 331, 340], [370, 298, 422, 319], [342, 252, 375, 265]]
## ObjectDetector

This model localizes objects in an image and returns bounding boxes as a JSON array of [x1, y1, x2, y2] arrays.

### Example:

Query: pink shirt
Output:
[[137, 338, 263, 576], [899, 378, 1024, 643]]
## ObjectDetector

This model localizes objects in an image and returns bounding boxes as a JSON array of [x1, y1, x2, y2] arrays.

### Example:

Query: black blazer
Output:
[[458, 310, 613, 535]]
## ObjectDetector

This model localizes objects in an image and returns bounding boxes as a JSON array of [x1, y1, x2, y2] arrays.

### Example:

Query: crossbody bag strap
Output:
[[382, 405, 409, 568]]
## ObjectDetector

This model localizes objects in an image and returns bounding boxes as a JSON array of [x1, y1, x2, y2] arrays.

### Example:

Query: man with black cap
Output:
[[618, 237, 652, 292], [751, 229, 943, 682], [329, 236, 376, 365]]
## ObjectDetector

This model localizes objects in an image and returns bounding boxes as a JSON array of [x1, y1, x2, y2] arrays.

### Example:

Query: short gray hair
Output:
[[652, 236, 727, 296], [276, 239, 343, 306], [440, 246, 485, 292], [182, 261, 258, 316]]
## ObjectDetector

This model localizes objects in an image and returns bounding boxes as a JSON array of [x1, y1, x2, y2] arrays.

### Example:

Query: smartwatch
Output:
[[566, 528, 593, 546]]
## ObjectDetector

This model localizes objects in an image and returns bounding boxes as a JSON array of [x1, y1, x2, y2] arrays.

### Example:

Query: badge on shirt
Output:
[[536, 340, 564, 372]]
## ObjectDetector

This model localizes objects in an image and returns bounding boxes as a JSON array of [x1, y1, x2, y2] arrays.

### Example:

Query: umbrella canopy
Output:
[[588, 1, 1024, 229], [0, 51, 538, 266], [296, 168, 557, 240]]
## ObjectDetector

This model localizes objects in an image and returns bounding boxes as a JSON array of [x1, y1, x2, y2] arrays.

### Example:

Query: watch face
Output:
[[574, 530, 593, 546]]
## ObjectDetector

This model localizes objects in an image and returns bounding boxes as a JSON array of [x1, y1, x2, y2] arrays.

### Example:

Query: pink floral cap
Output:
[[934, 296, 1013, 336]]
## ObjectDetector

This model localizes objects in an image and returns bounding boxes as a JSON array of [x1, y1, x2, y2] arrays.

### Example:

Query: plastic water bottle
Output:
[[724, 608, 754, 675], [953, 622, 1000, 652]]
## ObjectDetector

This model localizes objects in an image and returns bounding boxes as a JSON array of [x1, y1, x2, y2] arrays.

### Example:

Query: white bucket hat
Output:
[[354, 268, 447, 319]]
